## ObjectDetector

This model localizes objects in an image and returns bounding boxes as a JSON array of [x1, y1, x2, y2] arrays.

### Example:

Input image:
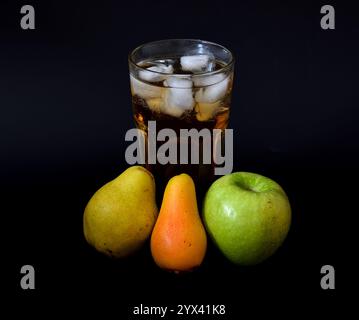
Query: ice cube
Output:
[[165, 77, 193, 89], [180, 55, 214, 73], [138, 64, 174, 82], [193, 73, 226, 87], [195, 101, 222, 122], [130, 75, 162, 100], [195, 75, 230, 103], [161, 77, 195, 117], [152, 59, 176, 66]]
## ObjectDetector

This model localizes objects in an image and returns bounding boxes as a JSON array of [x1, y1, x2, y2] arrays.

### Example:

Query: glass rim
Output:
[[128, 39, 235, 78]]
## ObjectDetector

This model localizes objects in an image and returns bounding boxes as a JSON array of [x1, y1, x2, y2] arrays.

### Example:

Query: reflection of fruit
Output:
[[203, 172, 291, 265], [151, 174, 207, 272], [146, 97, 163, 113], [83, 166, 158, 258]]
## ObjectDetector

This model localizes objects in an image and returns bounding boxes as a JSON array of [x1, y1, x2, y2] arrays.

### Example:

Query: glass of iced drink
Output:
[[128, 39, 234, 189]]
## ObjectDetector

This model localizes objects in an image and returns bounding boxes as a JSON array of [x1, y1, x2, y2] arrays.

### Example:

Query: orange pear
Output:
[[151, 174, 207, 272]]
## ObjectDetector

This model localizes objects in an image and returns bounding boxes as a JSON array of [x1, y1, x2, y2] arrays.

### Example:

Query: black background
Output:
[[2, 0, 358, 316]]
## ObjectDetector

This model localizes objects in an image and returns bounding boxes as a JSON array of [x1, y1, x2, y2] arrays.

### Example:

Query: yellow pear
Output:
[[83, 166, 158, 258]]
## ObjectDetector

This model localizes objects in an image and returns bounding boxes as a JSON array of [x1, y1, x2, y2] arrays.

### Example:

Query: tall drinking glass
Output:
[[128, 39, 234, 189]]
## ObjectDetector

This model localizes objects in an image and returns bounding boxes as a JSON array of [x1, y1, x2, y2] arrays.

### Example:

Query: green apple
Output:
[[202, 172, 291, 265]]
